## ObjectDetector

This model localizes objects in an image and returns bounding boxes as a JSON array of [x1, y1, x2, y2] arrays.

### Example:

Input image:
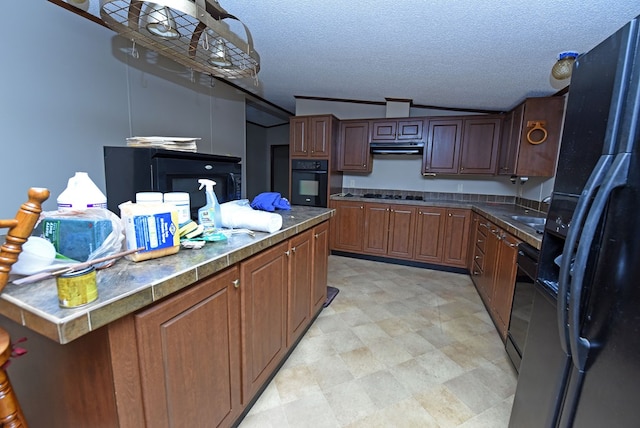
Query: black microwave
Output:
[[104, 146, 242, 220]]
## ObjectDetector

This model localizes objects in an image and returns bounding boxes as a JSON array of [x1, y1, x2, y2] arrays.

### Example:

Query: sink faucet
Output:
[[542, 195, 552, 203]]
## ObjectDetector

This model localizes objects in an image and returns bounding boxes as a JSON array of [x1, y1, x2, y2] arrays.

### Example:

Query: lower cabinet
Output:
[[241, 242, 289, 400], [330, 200, 365, 252], [134, 266, 242, 428], [331, 200, 470, 269], [311, 221, 330, 315], [470, 215, 521, 340], [288, 230, 313, 347]]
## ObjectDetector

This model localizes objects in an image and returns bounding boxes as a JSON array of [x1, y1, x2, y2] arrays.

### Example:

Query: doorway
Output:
[[271, 144, 290, 198]]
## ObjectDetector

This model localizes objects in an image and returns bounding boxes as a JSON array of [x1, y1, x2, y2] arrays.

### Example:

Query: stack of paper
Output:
[[126, 136, 201, 152]]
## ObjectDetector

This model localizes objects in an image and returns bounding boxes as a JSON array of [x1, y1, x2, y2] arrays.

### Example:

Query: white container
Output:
[[164, 192, 191, 225], [57, 172, 107, 211], [136, 192, 163, 204]]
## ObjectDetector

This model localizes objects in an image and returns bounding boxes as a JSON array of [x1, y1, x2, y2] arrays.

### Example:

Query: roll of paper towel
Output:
[[11, 236, 57, 276], [220, 200, 282, 233]]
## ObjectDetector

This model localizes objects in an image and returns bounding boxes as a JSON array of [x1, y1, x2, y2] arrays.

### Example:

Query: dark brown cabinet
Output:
[[240, 241, 289, 401], [498, 96, 566, 177], [134, 266, 242, 428], [422, 115, 501, 175], [288, 230, 313, 346], [370, 119, 424, 142], [331, 200, 469, 269], [422, 118, 463, 174], [470, 215, 521, 340], [363, 203, 390, 255], [442, 208, 471, 267], [459, 117, 502, 174], [330, 200, 365, 252], [337, 120, 371, 172], [492, 233, 520, 339], [414, 207, 446, 264], [290, 115, 338, 158], [362, 203, 417, 259], [311, 221, 329, 315]]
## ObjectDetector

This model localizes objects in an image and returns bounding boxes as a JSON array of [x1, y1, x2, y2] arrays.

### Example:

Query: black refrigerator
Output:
[[509, 14, 640, 428]]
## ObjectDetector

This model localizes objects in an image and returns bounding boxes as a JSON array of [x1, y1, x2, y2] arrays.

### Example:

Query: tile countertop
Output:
[[330, 195, 545, 249], [0, 206, 334, 345]]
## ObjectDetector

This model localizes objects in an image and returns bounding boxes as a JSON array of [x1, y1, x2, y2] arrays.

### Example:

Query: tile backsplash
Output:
[[339, 188, 548, 214]]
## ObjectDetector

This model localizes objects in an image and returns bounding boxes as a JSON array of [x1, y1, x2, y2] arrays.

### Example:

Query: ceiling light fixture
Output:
[[552, 51, 579, 80], [100, 0, 260, 80]]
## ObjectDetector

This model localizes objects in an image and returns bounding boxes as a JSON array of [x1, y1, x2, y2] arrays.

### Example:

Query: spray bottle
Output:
[[197, 179, 222, 231]]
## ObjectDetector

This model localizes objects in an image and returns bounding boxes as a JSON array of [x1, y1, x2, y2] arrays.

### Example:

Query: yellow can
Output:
[[56, 267, 98, 308]]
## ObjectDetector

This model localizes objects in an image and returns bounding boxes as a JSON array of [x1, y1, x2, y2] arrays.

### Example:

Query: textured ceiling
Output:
[[87, 1, 640, 125]]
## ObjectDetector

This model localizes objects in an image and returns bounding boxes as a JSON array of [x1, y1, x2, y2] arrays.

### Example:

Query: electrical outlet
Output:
[[457, 183, 463, 193], [349, 179, 355, 187]]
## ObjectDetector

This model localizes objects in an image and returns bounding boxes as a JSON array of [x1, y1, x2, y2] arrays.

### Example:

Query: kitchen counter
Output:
[[330, 194, 545, 249], [0, 206, 334, 344]]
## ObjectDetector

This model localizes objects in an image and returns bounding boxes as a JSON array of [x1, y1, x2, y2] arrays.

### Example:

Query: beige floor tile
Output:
[[308, 354, 354, 391], [339, 346, 386, 379], [415, 384, 476, 427], [346, 397, 440, 428], [324, 379, 378, 426], [281, 390, 340, 428]]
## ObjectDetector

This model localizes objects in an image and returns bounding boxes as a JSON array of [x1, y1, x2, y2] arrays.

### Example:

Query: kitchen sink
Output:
[[508, 215, 547, 234], [510, 215, 546, 225]]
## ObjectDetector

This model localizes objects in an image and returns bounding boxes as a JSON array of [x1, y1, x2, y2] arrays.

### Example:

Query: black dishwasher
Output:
[[506, 242, 539, 372]]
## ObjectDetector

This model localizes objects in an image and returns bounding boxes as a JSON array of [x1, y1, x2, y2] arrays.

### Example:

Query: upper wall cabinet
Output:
[[337, 120, 371, 172], [422, 115, 502, 175], [290, 115, 338, 159], [498, 96, 566, 177], [370, 119, 424, 142], [459, 116, 502, 174]]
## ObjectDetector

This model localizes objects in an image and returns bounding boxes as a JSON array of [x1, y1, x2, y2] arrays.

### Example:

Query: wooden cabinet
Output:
[[414, 207, 446, 264], [288, 230, 313, 346], [470, 215, 521, 340], [290, 115, 337, 158], [363, 203, 390, 255], [311, 221, 329, 315], [330, 200, 365, 252], [492, 233, 520, 339], [240, 241, 289, 401], [134, 266, 242, 428], [459, 116, 502, 174], [498, 96, 566, 177], [362, 203, 417, 259], [423, 118, 463, 174], [370, 119, 424, 142], [422, 115, 501, 175], [337, 120, 371, 172], [442, 208, 471, 267]]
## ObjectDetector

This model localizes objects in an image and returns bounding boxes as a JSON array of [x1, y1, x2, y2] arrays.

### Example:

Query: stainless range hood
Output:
[[369, 141, 424, 155]]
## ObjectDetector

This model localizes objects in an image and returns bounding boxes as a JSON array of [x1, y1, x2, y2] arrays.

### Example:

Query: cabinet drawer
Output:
[[475, 235, 486, 253], [472, 260, 484, 277], [473, 253, 485, 271]]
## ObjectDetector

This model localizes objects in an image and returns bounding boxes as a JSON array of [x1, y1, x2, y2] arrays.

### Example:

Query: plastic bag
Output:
[[32, 208, 124, 269]]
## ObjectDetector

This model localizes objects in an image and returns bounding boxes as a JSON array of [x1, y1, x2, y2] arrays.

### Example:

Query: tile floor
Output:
[[239, 255, 517, 427]]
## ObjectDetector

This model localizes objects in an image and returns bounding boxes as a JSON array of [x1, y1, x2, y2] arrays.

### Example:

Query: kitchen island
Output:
[[0, 206, 333, 428]]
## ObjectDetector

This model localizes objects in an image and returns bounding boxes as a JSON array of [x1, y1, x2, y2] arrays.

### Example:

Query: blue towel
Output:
[[250, 192, 291, 212]]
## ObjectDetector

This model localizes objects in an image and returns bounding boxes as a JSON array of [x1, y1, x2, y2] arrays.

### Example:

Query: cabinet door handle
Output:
[[285, 250, 290, 256], [292, 247, 297, 253], [315, 233, 319, 239], [232, 279, 240, 289], [477, 239, 483, 243]]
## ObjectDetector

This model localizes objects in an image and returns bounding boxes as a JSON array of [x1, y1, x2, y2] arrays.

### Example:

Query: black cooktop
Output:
[[354, 193, 423, 201]]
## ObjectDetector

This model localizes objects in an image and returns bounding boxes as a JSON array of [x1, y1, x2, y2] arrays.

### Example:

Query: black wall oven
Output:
[[506, 242, 539, 372], [290, 159, 328, 207], [104, 146, 242, 220]]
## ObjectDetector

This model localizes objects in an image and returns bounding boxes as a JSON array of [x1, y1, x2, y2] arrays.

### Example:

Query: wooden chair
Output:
[[0, 187, 50, 428]]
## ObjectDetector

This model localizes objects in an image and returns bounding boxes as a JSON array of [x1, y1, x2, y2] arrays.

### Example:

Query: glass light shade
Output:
[[208, 38, 233, 67], [143, 4, 180, 40], [552, 51, 579, 80]]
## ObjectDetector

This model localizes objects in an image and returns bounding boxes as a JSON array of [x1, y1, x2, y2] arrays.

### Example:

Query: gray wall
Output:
[[0, 1, 248, 219]]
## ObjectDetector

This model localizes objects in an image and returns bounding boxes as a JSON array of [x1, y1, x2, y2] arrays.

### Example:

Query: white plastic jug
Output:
[[57, 172, 107, 211]]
